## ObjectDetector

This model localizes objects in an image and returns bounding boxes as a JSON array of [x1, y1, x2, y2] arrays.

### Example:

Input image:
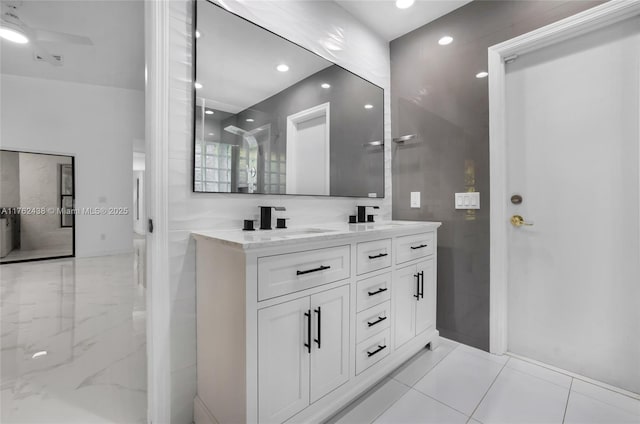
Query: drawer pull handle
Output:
[[368, 252, 388, 259], [410, 244, 428, 250], [367, 316, 387, 327], [297, 265, 331, 276], [367, 344, 387, 357], [303, 310, 311, 354], [367, 287, 388, 296]]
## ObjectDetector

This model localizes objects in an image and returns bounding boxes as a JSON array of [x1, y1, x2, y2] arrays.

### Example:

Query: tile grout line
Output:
[[392, 343, 460, 389], [367, 344, 460, 424], [466, 357, 511, 421], [562, 378, 574, 424]]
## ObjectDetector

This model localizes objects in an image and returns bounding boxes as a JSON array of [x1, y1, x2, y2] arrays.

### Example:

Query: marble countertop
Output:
[[191, 220, 442, 250]]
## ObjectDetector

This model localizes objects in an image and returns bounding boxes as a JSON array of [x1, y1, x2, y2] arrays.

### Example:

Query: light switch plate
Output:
[[410, 192, 420, 208], [455, 192, 480, 209]]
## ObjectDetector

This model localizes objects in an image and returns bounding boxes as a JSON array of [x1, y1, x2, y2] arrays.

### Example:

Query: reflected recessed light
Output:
[[395, 0, 415, 9], [364, 104, 374, 109], [321, 83, 331, 89], [194, 82, 203, 89], [276, 64, 289, 72], [32, 351, 47, 359], [0, 27, 29, 44], [205, 110, 214, 115], [195, 30, 201, 39], [476, 71, 489, 79], [208, 132, 214, 136], [438, 36, 453, 46], [246, 118, 255, 122]]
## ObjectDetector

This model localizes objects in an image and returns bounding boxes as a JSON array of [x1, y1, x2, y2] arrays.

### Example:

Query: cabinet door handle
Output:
[[313, 307, 321, 349], [366, 344, 387, 357], [297, 265, 330, 276], [304, 310, 311, 354], [367, 316, 387, 327], [368, 252, 388, 259], [419, 271, 424, 299], [413, 273, 420, 299], [410, 244, 428, 250]]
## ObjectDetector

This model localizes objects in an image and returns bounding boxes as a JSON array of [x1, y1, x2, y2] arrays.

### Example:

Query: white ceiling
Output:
[[1, 0, 144, 91], [334, 0, 472, 41], [196, 0, 332, 114]]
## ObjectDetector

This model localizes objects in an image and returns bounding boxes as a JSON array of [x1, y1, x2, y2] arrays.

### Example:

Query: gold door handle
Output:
[[511, 215, 533, 227]]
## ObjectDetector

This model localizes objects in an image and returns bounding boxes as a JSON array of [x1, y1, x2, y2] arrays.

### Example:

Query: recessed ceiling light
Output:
[[438, 36, 454, 46], [208, 132, 214, 136], [194, 82, 203, 89], [276, 64, 289, 72], [476, 71, 489, 79], [321, 83, 331, 89], [364, 104, 374, 109], [395, 0, 415, 9], [195, 30, 201, 39], [246, 118, 255, 122], [205, 110, 214, 115], [32, 351, 47, 359], [0, 27, 29, 44]]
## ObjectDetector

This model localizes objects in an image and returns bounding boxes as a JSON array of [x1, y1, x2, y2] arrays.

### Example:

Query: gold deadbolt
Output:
[[511, 215, 533, 227]]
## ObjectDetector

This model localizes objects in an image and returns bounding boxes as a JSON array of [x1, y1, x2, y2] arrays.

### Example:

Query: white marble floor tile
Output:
[[564, 391, 640, 424], [413, 348, 505, 415], [456, 343, 509, 366], [505, 357, 572, 389], [392, 340, 458, 387], [373, 389, 468, 424], [328, 377, 410, 424], [570, 379, 640, 417], [1, 243, 147, 424], [472, 366, 570, 424]]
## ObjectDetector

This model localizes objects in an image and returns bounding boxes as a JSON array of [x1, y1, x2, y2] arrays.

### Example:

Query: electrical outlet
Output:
[[410, 192, 420, 208]]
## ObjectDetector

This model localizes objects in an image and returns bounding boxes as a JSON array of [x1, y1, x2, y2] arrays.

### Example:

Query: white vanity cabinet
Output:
[[193, 221, 441, 424]]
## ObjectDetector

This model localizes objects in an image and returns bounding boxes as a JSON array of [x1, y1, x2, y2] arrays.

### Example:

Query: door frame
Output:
[[488, 0, 640, 354], [286, 102, 331, 195]]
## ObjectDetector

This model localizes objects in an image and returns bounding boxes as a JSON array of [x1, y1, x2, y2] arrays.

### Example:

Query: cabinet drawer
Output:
[[396, 232, 434, 264], [356, 238, 392, 275], [356, 272, 391, 312], [356, 328, 391, 375], [258, 245, 350, 301], [356, 301, 391, 344]]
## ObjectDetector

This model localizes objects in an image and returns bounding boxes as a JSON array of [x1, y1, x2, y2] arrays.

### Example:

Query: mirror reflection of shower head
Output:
[[392, 134, 417, 144]]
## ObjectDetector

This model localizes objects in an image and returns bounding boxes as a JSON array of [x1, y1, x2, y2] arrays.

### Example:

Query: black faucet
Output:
[[357, 205, 379, 223], [259, 206, 286, 230]]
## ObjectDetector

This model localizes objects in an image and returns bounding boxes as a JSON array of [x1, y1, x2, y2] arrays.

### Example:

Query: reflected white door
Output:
[[505, 16, 640, 393], [286, 103, 330, 195]]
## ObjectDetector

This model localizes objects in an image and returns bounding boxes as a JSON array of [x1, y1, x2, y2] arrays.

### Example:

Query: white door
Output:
[[394, 264, 418, 349], [504, 16, 640, 393], [258, 297, 310, 423], [309, 285, 349, 402], [415, 259, 435, 335], [286, 103, 330, 195]]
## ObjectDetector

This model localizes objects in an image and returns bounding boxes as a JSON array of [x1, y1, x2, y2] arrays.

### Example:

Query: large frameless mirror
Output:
[[193, 0, 385, 197]]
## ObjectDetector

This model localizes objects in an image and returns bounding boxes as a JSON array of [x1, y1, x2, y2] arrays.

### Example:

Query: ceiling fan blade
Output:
[[33, 28, 93, 46], [31, 40, 61, 66]]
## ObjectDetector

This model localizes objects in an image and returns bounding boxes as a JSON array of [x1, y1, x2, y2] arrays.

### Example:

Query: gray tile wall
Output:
[[390, 0, 603, 351]]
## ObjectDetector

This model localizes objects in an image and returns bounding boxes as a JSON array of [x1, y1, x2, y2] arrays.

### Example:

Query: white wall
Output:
[[162, 1, 391, 422], [0, 75, 145, 257]]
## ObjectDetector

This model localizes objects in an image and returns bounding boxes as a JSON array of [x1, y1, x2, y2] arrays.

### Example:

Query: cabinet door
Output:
[[258, 297, 310, 423], [394, 264, 418, 349], [309, 285, 350, 403], [415, 258, 435, 335]]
